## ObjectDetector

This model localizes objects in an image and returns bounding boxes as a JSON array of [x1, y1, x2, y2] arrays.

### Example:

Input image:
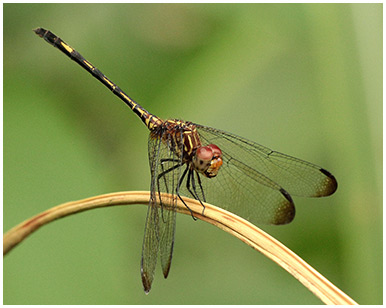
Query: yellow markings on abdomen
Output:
[[61, 42, 73, 53], [83, 60, 94, 70], [102, 76, 114, 88], [120, 92, 136, 107], [136, 107, 145, 116]]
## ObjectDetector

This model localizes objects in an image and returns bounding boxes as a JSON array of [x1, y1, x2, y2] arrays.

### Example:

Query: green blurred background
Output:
[[4, 3, 382, 304]]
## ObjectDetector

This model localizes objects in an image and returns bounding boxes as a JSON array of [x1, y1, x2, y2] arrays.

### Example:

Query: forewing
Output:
[[196, 124, 337, 197], [182, 124, 337, 226]]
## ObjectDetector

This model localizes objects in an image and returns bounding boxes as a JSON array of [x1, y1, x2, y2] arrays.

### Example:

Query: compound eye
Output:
[[207, 144, 222, 157], [193, 144, 223, 177], [196, 146, 213, 163]]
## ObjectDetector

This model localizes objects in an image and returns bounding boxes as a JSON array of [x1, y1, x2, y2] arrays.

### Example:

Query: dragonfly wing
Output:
[[141, 135, 162, 293], [156, 131, 183, 279], [180, 124, 337, 226], [141, 129, 183, 293], [195, 124, 337, 198], [179, 149, 295, 225]]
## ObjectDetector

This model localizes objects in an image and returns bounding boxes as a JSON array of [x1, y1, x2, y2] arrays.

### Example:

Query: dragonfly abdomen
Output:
[[34, 27, 162, 130]]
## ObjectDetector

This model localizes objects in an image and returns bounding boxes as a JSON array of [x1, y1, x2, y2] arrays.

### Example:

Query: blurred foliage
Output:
[[4, 3, 382, 304]]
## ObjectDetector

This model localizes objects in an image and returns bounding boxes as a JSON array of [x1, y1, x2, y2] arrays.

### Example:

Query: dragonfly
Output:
[[34, 27, 337, 293]]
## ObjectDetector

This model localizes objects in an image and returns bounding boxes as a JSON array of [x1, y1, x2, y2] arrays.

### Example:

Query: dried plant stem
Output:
[[3, 191, 357, 305]]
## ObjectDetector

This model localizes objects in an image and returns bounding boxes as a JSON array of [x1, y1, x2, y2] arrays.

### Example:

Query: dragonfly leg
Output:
[[158, 158, 180, 196], [185, 169, 198, 199], [195, 172, 206, 202], [186, 170, 206, 216], [176, 166, 197, 220]]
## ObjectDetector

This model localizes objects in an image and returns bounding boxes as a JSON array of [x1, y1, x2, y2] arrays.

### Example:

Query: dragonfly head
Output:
[[193, 144, 223, 178]]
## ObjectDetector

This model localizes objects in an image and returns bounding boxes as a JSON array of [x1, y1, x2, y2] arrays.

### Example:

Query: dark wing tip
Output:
[[162, 258, 172, 279], [318, 168, 338, 196], [141, 269, 152, 294], [272, 188, 295, 225]]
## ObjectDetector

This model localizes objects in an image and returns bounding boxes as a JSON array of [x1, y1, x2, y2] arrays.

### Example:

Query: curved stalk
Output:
[[3, 191, 357, 305]]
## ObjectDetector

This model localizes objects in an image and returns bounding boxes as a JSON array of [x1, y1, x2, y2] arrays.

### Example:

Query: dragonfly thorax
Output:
[[192, 144, 223, 178], [154, 119, 201, 160], [153, 119, 223, 178]]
